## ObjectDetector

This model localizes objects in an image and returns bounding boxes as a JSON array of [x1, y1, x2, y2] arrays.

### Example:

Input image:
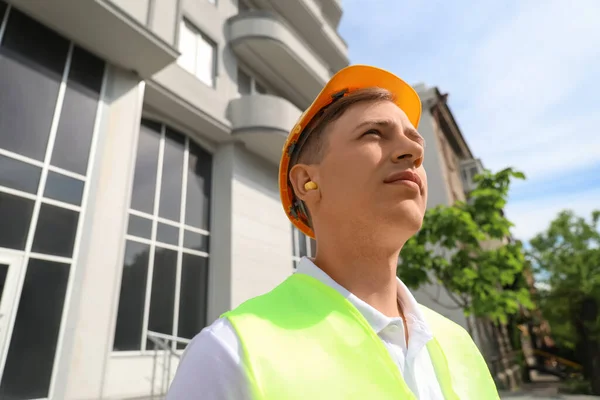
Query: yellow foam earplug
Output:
[[304, 181, 318, 191]]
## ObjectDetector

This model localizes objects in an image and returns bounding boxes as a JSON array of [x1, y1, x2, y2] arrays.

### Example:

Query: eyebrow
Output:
[[355, 119, 426, 147]]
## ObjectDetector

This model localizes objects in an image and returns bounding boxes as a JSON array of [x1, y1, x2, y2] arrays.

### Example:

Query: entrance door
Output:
[[0, 252, 23, 379]]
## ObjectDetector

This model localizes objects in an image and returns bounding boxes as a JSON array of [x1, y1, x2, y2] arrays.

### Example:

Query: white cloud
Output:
[[341, 0, 600, 182], [341, 0, 600, 240], [506, 187, 600, 241], [458, 0, 600, 180]]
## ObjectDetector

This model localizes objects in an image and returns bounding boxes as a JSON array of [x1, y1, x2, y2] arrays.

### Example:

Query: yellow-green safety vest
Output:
[[223, 273, 500, 399]]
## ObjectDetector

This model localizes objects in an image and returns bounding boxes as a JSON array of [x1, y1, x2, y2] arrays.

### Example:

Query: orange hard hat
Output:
[[279, 65, 422, 239]]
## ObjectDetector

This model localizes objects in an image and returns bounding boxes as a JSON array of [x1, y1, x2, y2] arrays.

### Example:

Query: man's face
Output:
[[312, 100, 428, 236]]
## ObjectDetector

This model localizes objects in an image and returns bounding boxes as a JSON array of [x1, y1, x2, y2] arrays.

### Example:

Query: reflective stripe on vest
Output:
[[223, 273, 499, 400]]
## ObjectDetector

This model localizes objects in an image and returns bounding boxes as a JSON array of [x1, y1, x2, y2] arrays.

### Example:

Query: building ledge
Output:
[[9, 0, 179, 78]]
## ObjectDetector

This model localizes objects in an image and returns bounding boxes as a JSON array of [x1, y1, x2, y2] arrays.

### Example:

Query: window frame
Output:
[[113, 118, 213, 354], [177, 18, 218, 88]]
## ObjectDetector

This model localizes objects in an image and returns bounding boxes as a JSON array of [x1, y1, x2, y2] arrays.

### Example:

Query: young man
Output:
[[167, 65, 499, 399]]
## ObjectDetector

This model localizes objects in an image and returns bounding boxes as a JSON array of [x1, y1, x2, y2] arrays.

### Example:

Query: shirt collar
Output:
[[295, 257, 433, 342]]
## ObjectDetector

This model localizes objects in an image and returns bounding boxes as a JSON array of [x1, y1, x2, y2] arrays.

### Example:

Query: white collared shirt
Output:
[[167, 257, 445, 399]]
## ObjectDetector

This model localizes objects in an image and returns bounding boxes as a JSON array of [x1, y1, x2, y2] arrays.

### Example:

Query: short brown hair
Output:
[[294, 87, 395, 165]]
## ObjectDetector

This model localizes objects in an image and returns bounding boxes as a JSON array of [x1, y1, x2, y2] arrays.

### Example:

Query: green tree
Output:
[[528, 210, 600, 394], [398, 167, 533, 335]]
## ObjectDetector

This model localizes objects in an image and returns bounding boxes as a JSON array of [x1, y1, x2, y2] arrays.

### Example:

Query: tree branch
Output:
[[443, 285, 468, 308]]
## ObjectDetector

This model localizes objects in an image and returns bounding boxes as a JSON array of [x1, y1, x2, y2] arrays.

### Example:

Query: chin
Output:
[[384, 202, 425, 235]]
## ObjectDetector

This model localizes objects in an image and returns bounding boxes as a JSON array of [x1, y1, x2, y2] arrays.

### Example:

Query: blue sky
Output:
[[339, 0, 600, 241]]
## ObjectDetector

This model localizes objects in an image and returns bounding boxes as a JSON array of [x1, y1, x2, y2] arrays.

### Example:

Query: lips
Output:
[[384, 170, 423, 190]]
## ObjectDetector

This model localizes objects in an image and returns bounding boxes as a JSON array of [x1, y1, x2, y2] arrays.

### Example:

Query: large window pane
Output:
[[177, 254, 208, 343], [44, 171, 84, 206], [0, 8, 69, 160], [195, 33, 215, 87], [130, 120, 161, 214], [0, 258, 70, 399], [0, 191, 34, 250], [1, 9, 69, 75], [0, 154, 41, 194], [185, 140, 212, 230], [51, 46, 105, 175], [32, 204, 79, 257], [148, 247, 177, 339], [178, 20, 196, 74], [158, 129, 184, 222], [114, 241, 150, 350]]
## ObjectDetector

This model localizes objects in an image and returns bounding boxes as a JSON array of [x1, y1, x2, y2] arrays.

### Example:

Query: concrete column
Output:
[[53, 66, 145, 400], [206, 143, 236, 323]]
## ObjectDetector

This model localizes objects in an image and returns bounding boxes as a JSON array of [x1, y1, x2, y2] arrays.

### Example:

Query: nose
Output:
[[391, 129, 425, 168]]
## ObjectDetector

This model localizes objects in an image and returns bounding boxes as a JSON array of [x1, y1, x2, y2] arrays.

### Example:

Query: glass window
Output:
[[178, 20, 216, 87], [44, 171, 84, 206], [0, 7, 102, 398], [130, 119, 161, 214], [186, 141, 212, 230], [0, 191, 34, 250], [156, 223, 179, 246], [0, 258, 70, 399], [127, 214, 152, 239], [31, 204, 79, 258], [159, 129, 185, 222], [0, 8, 69, 161], [147, 247, 177, 345], [183, 230, 209, 252], [177, 254, 208, 347], [237, 68, 251, 95], [114, 119, 212, 351], [113, 241, 150, 351], [291, 226, 316, 269], [0, 1, 7, 21], [255, 81, 267, 94], [0, 154, 41, 194], [51, 46, 105, 175], [238, 0, 252, 11], [178, 20, 196, 75]]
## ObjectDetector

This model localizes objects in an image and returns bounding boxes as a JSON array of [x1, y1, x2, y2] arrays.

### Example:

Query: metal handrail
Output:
[[147, 331, 191, 399]]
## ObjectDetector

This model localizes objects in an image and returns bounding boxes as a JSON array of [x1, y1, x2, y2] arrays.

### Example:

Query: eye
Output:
[[362, 129, 382, 137]]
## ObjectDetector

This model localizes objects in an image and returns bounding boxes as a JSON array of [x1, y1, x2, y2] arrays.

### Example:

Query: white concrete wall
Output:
[[230, 146, 293, 308], [56, 67, 146, 400]]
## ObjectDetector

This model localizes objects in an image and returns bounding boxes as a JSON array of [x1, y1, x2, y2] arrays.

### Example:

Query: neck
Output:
[[313, 234, 404, 318]]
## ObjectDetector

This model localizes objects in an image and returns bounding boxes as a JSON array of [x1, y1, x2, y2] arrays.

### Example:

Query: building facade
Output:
[[414, 85, 521, 388], [0, 0, 344, 398], [411, 84, 483, 335]]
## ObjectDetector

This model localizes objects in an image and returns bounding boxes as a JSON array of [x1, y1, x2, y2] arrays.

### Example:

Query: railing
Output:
[[147, 331, 191, 399]]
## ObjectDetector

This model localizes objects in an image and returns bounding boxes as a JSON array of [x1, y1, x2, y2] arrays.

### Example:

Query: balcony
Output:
[[9, 0, 178, 78], [228, 11, 331, 109], [228, 94, 302, 164], [251, 0, 348, 70], [318, 0, 343, 28]]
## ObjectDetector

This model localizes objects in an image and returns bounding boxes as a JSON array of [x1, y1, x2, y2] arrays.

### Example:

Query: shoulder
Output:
[[166, 318, 251, 400]]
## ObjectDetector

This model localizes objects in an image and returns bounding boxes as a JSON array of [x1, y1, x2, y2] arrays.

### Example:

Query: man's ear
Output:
[[289, 163, 319, 202]]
